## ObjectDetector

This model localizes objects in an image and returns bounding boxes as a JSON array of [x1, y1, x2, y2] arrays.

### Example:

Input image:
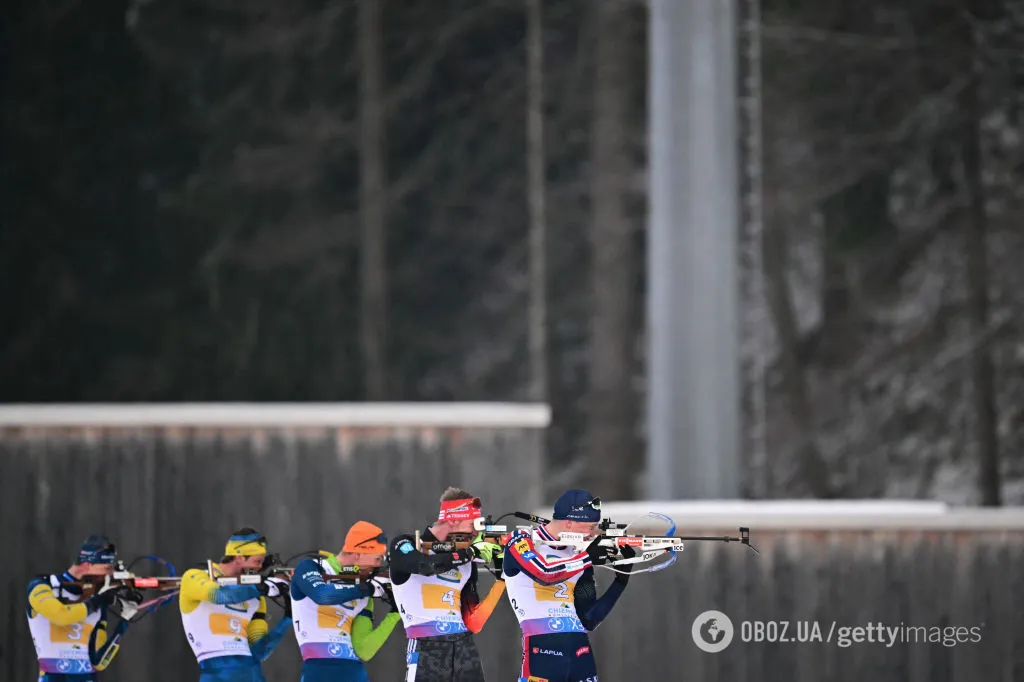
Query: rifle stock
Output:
[[325, 566, 390, 582], [415, 520, 510, 553]]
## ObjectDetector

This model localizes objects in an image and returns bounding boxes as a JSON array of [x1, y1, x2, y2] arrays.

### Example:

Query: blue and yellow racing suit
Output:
[[289, 552, 401, 682], [26, 572, 129, 681], [179, 565, 291, 682]]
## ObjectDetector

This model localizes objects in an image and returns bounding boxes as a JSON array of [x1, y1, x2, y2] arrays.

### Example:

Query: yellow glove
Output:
[[470, 533, 503, 563]]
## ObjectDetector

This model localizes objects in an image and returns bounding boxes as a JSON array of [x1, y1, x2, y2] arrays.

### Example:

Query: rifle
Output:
[[412, 516, 510, 578], [274, 565, 390, 583], [59, 556, 182, 622], [413, 516, 509, 552], [279, 551, 389, 583], [414, 516, 510, 553], [509, 511, 759, 574], [328, 565, 390, 582]]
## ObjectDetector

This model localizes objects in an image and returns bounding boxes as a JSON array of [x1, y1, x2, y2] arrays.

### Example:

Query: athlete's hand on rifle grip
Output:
[[86, 589, 119, 613], [367, 578, 390, 599], [116, 594, 141, 622], [470, 539, 501, 563], [264, 577, 289, 598], [585, 538, 610, 564], [614, 544, 636, 582]]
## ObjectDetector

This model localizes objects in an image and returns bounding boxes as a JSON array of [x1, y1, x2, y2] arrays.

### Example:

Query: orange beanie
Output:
[[342, 521, 387, 554]]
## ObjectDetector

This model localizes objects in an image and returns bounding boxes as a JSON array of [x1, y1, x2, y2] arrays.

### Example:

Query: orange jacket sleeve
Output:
[[462, 580, 506, 633]]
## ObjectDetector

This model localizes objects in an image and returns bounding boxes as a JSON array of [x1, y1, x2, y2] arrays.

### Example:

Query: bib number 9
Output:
[[208, 613, 250, 636]]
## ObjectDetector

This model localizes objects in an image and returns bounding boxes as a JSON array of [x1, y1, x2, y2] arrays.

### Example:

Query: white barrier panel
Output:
[[531, 499, 1024, 530], [0, 402, 552, 428]]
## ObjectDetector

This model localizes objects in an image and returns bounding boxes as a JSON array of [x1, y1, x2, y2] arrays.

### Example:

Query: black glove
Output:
[[357, 581, 375, 598], [123, 588, 145, 603], [85, 588, 119, 614], [114, 590, 144, 622], [585, 538, 610, 565], [282, 595, 292, 618], [614, 545, 635, 584]]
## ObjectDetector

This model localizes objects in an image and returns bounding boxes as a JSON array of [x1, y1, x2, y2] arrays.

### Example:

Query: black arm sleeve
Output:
[[573, 566, 628, 631], [460, 563, 481, 610], [573, 568, 598, 629], [388, 534, 474, 585]]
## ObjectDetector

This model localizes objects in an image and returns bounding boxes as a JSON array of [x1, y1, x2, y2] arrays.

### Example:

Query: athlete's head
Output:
[[219, 527, 268, 576], [71, 535, 118, 578], [431, 487, 483, 540], [338, 520, 387, 568], [546, 489, 601, 540]]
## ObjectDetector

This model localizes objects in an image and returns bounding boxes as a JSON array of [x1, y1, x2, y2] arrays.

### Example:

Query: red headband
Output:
[[438, 498, 482, 522]]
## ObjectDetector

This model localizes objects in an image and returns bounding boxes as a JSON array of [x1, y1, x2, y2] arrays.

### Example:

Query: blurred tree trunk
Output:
[[586, 0, 635, 499], [526, 0, 549, 472], [959, 11, 1001, 506], [762, 211, 834, 498], [359, 0, 388, 399], [526, 0, 548, 406]]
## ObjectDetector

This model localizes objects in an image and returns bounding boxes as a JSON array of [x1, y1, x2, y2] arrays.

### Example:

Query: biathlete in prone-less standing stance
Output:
[[502, 490, 635, 682], [290, 520, 400, 682], [179, 528, 293, 682], [389, 487, 507, 682], [26, 535, 141, 681]]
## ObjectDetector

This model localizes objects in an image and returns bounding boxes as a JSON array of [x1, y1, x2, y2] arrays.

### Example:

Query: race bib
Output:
[[421, 584, 460, 611], [316, 605, 353, 632], [533, 582, 573, 602], [208, 613, 249, 636], [50, 621, 93, 643]]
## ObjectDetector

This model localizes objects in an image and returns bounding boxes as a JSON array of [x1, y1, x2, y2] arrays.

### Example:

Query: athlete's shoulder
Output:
[[26, 574, 53, 596], [505, 528, 534, 550], [507, 528, 531, 543], [292, 556, 326, 587], [389, 534, 418, 555], [181, 567, 209, 581]]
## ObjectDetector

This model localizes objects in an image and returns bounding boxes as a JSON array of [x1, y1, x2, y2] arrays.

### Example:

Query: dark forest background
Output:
[[4, 0, 1024, 503]]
